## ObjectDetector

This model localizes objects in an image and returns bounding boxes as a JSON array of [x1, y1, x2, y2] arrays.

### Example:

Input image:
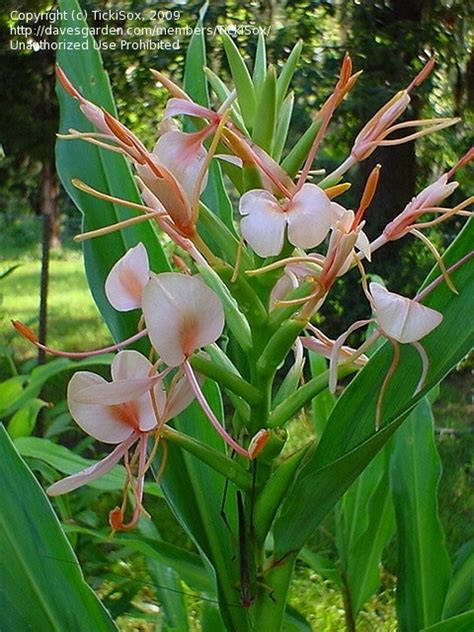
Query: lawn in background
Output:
[[1, 247, 109, 362]]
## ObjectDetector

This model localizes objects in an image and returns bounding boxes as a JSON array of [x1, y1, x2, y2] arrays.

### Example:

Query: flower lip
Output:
[[369, 281, 443, 344]]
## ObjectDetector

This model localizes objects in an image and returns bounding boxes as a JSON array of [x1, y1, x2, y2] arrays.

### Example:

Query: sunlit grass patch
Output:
[[1, 250, 109, 361]]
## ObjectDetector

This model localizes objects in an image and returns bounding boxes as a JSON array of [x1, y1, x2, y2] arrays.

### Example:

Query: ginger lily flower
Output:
[[47, 350, 170, 529], [239, 184, 335, 257], [326, 281, 443, 428], [47, 350, 195, 530], [56, 67, 217, 240], [105, 243, 150, 311], [142, 272, 256, 458], [379, 174, 459, 244]]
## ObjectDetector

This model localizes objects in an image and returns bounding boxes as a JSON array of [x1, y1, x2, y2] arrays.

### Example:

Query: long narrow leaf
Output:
[[0, 425, 117, 631], [336, 446, 394, 615], [221, 32, 257, 129], [443, 540, 474, 617], [390, 398, 451, 630]]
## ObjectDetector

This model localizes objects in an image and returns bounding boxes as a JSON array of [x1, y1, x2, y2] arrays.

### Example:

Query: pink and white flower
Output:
[[105, 243, 150, 311], [239, 184, 335, 257]]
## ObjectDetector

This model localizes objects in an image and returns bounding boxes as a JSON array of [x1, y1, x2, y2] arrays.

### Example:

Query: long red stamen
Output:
[[12, 323, 149, 358]]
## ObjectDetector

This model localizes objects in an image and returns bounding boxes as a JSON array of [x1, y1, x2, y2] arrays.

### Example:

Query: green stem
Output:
[[254, 446, 309, 546], [252, 552, 297, 632], [190, 355, 262, 405], [268, 365, 356, 428], [162, 427, 253, 491]]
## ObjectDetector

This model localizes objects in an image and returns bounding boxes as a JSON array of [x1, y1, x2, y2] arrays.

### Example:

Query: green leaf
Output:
[[281, 119, 320, 178], [252, 31, 267, 96], [7, 398, 48, 438], [65, 523, 212, 597], [283, 604, 313, 632], [273, 219, 474, 557], [204, 67, 247, 132], [56, 0, 170, 350], [221, 32, 257, 129], [309, 352, 335, 439], [273, 92, 294, 163], [276, 40, 303, 108], [390, 398, 451, 631], [298, 547, 341, 586], [0, 375, 27, 416], [336, 446, 394, 614], [443, 540, 474, 617], [0, 425, 117, 631], [421, 611, 474, 632], [14, 436, 162, 497], [253, 66, 276, 154], [2, 356, 113, 418]]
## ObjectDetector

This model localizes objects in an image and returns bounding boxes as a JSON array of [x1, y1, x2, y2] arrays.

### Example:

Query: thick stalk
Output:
[[252, 552, 297, 632]]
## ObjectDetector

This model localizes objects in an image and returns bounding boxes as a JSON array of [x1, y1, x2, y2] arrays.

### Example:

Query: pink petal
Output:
[[105, 243, 150, 311], [164, 98, 216, 121], [142, 273, 225, 367], [137, 161, 193, 234], [163, 374, 195, 421], [47, 436, 135, 496], [286, 184, 334, 249], [239, 190, 287, 257], [111, 349, 153, 381], [67, 372, 136, 443], [370, 282, 443, 343], [152, 130, 208, 202], [73, 376, 160, 405], [112, 350, 163, 432]]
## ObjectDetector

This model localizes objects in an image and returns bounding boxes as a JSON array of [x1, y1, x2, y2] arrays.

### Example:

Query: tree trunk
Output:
[[38, 159, 59, 364]]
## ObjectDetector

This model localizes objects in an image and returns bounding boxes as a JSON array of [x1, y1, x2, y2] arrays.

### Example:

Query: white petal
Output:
[[239, 189, 287, 257], [143, 273, 225, 367], [105, 243, 150, 311], [67, 372, 135, 443], [370, 282, 443, 343], [355, 226, 371, 261], [47, 437, 135, 496], [111, 349, 154, 382], [74, 377, 160, 405], [286, 184, 334, 249], [270, 273, 296, 306]]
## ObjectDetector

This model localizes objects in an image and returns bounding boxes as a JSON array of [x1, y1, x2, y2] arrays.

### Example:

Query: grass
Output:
[[1, 246, 472, 631], [1, 248, 109, 363]]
